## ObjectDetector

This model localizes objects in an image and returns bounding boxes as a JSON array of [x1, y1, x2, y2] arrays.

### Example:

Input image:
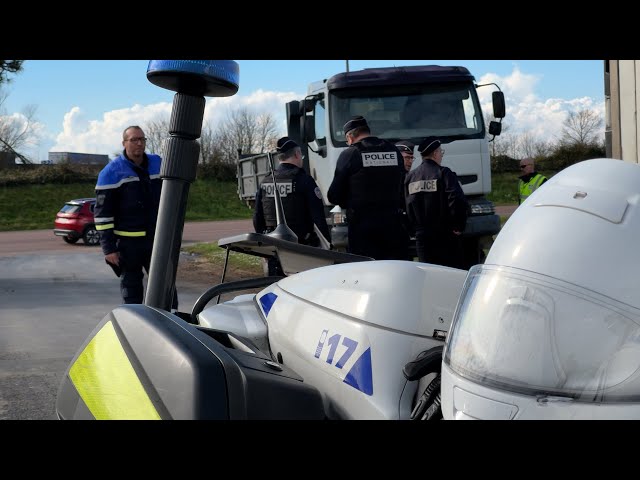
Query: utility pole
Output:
[[346, 60, 350, 72]]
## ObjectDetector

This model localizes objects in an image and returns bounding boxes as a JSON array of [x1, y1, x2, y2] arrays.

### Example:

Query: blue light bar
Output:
[[147, 60, 239, 97]]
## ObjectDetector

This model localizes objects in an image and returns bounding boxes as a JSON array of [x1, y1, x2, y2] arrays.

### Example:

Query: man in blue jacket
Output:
[[94, 125, 178, 310]]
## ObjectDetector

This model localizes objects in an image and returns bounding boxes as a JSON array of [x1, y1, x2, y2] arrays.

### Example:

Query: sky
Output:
[[0, 60, 605, 162]]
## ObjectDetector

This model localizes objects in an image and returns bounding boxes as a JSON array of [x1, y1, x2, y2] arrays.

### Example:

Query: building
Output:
[[48, 152, 109, 166]]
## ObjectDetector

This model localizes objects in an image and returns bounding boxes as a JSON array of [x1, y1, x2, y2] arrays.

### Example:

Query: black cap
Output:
[[343, 116, 369, 135], [418, 137, 442, 156], [276, 136, 299, 154], [395, 140, 415, 154]]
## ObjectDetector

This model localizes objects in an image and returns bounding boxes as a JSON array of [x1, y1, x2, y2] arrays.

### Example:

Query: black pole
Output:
[[144, 60, 239, 311], [146, 93, 204, 310]]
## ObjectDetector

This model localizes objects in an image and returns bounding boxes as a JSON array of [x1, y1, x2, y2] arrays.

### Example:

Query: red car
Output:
[[53, 198, 100, 246]]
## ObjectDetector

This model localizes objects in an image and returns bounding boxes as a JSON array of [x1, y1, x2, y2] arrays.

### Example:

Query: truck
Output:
[[604, 60, 640, 164], [237, 64, 506, 268]]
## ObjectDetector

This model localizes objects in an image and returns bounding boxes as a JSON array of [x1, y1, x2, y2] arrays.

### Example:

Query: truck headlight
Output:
[[469, 200, 495, 215]]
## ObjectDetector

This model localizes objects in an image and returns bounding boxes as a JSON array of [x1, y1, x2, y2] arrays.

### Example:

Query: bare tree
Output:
[[0, 92, 40, 163], [213, 107, 281, 164], [493, 131, 519, 159], [144, 117, 170, 156], [254, 112, 279, 154], [517, 132, 551, 159], [144, 109, 281, 166], [561, 109, 603, 147]]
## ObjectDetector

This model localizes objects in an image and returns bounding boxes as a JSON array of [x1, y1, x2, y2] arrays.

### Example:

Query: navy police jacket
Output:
[[327, 136, 405, 221], [94, 152, 162, 255], [253, 163, 330, 244], [404, 158, 468, 236]]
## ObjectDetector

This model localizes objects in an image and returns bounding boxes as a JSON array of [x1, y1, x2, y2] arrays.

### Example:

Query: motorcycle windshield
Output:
[[444, 265, 640, 403]]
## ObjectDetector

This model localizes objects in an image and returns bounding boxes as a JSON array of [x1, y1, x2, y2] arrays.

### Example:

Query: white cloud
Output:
[[52, 103, 174, 158], [477, 67, 605, 145], [202, 89, 301, 132], [45, 90, 302, 160]]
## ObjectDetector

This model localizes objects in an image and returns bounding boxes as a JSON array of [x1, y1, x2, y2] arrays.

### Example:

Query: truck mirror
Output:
[[286, 101, 303, 145], [302, 99, 315, 113], [302, 116, 316, 143], [489, 121, 502, 136], [492, 91, 506, 119], [286, 101, 301, 120]]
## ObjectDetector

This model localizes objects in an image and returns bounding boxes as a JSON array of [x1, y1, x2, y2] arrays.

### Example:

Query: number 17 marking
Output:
[[317, 332, 358, 369]]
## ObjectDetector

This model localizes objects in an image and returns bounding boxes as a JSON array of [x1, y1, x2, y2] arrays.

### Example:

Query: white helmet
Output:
[[442, 158, 640, 418]]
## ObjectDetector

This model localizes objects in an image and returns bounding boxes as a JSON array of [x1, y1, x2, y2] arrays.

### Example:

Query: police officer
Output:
[[254, 136, 331, 275], [94, 125, 178, 309], [518, 157, 548, 205], [396, 140, 415, 173], [327, 116, 408, 260], [405, 136, 468, 269]]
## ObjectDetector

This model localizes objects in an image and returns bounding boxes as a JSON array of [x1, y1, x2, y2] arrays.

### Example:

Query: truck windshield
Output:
[[329, 83, 484, 146]]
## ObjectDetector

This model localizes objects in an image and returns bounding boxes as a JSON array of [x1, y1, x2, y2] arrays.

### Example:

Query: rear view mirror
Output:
[[302, 116, 316, 143], [492, 91, 506, 119], [489, 121, 502, 136]]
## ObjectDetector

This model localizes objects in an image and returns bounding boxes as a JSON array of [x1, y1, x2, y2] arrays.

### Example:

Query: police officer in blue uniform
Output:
[[94, 125, 178, 309], [405, 136, 468, 269], [327, 116, 409, 260], [254, 136, 331, 275]]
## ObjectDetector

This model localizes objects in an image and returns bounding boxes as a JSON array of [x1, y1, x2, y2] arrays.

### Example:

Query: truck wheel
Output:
[[63, 234, 80, 244]]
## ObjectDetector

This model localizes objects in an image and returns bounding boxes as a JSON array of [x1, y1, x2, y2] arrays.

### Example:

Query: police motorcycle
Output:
[[56, 61, 467, 420], [441, 158, 640, 420]]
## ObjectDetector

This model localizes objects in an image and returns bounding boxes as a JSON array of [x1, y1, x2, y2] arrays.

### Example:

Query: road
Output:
[[0, 219, 252, 420], [0, 219, 253, 257], [495, 204, 517, 217]]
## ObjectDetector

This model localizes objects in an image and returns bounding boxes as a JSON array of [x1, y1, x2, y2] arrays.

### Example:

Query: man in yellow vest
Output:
[[518, 158, 548, 205]]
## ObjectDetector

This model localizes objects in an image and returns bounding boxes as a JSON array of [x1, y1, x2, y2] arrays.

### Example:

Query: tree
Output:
[[145, 108, 280, 166], [145, 117, 226, 165], [213, 107, 280, 164], [254, 112, 279, 154], [518, 132, 551, 160], [0, 62, 36, 163], [0, 60, 24, 85], [561, 108, 603, 147], [199, 122, 221, 164], [0, 92, 40, 163], [145, 117, 170, 157]]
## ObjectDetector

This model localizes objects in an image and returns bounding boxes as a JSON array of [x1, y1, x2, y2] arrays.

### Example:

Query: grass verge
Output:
[[182, 243, 263, 276]]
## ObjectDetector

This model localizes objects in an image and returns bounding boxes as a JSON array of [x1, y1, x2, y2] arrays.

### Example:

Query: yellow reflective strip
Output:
[[69, 321, 161, 420], [96, 224, 114, 231], [114, 230, 146, 237]]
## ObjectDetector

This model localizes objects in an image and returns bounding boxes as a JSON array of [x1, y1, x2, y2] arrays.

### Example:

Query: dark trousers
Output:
[[267, 256, 285, 276], [348, 215, 409, 260], [117, 237, 178, 309], [415, 232, 463, 269]]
